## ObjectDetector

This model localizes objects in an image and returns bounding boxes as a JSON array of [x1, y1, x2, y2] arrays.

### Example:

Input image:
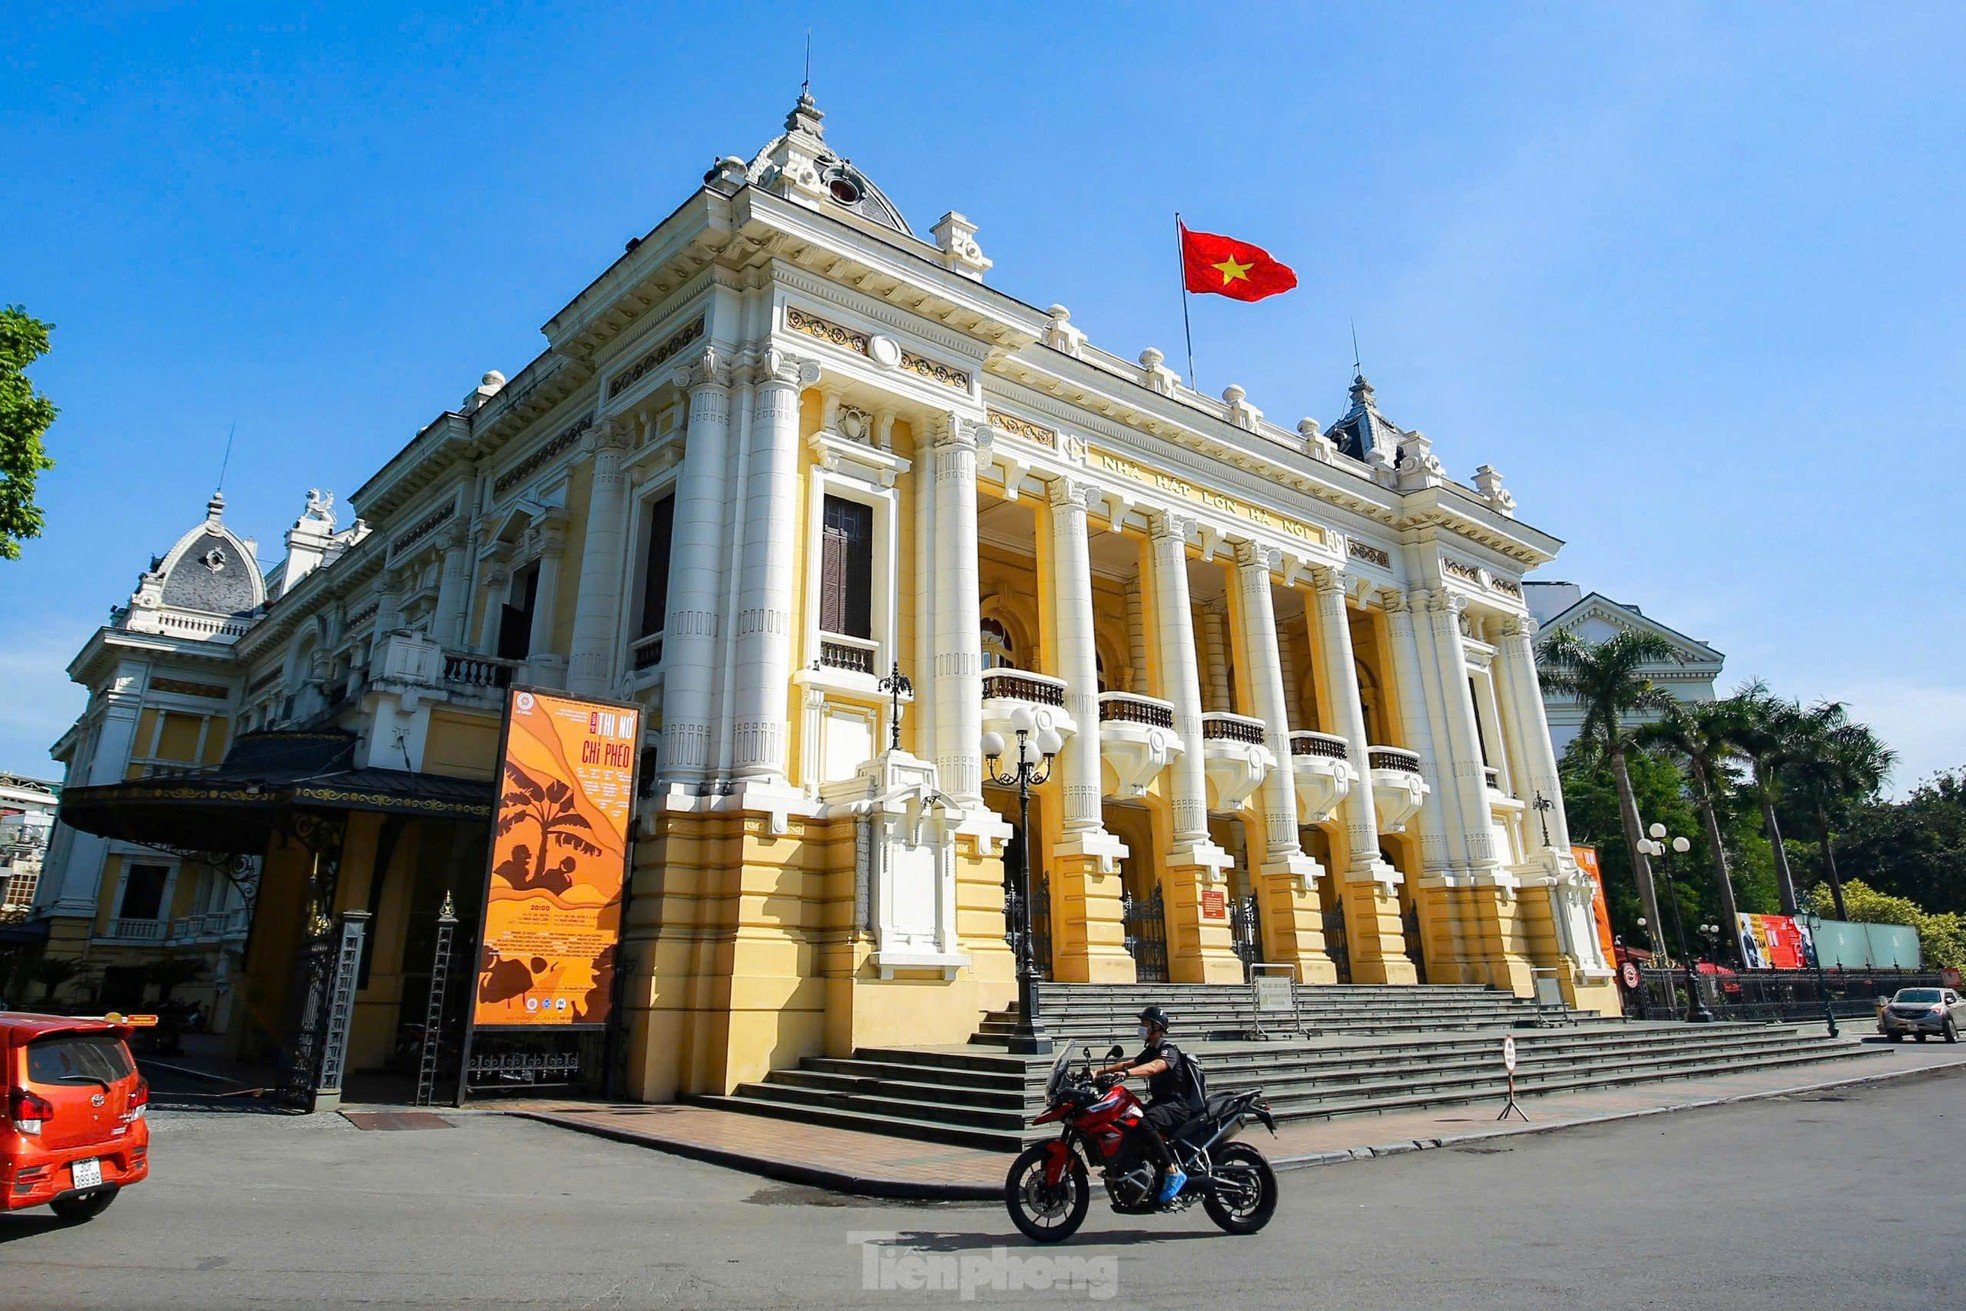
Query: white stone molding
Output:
[[1472, 464, 1517, 518], [929, 211, 991, 281], [658, 350, 736, 785]]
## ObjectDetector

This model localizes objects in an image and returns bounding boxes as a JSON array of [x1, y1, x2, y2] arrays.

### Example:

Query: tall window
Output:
[[498, 562, 540, 661], [819, 495, 873, 639], [119, 863, 169, 921], [638, 494, 675, 640], [981, 617, 1016, 670]]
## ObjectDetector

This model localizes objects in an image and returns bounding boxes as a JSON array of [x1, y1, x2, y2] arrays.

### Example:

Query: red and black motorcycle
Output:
[[1005, 1043, 1279, 1242]]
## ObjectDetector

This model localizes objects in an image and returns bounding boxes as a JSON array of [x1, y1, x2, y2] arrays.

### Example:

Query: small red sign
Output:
[[1201, 889, 1227, 921]]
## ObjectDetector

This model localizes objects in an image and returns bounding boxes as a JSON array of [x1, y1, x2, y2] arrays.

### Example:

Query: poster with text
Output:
[[1735, 913, 1810, 970], [474, 688, 640, 1028], [1573, 845, 1618, 968]]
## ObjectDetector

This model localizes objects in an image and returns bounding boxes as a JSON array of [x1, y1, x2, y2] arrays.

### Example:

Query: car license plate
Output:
[[71, 1158, 102, 1190]]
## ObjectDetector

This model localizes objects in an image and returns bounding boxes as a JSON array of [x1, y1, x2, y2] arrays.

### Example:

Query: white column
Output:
[[1123, 579, 1147, 693], [1149, 514, 1210, 850], [1422, 590, 1504, 878], [1279, 627, 1307, 728], [660, 351, 734, 786], [431, 528, 470, 650], [1382, 590, 1454, 877], [731, 350, 814, 783], [47, 690, 144, 916], [1307, 568, 1391, 879], [526, 523, 568, 687], [1048, 477, 1104, 836], [931, 415, 985, 805], [477, 564, 510, 653], [1201, 598, 1233, 711], [1494, 615, 1571, 851], [912, 422, 937, 768], [1234, 543, 1314, 874], [566, 420, 631, 696]]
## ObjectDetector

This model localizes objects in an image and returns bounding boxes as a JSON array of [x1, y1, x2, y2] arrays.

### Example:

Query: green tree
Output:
[[1559, 738, 1705, 947], [1539, 627, 1678, 954], [1734, 682, 1808, 915], [0, 306, 58, 560], [1838, 768, 1966, 916], [1783, 702, 1896, 921], [1638, 698, 1751, 948]]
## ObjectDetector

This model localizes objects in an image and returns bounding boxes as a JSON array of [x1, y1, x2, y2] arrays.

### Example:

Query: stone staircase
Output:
[[701, 983, 1879, 1152]]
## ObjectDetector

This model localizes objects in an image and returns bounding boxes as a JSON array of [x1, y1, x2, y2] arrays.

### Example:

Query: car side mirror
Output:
[[1106, 1044, 1125, 1060]]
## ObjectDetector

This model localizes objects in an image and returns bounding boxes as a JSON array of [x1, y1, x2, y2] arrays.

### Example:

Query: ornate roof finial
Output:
[[206, 489, 226, 523]]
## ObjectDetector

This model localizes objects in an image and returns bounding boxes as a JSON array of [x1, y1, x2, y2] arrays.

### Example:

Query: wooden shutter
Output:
[[639, 495, 675, 638], [820, 501, 849, 635]]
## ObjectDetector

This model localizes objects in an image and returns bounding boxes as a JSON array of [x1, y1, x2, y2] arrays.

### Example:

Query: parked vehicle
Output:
[[1877, 987, 1962, 1042], [1004, 1043, 1278, 1243], [2, 1012, 151, 1221]]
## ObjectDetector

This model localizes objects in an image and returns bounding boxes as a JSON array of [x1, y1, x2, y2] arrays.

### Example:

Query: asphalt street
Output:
[[1, 1068, 1959, 1310]]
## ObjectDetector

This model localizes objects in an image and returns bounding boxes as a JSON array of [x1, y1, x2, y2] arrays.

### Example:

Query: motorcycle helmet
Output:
[[1138, 1004, 1173, 1033]]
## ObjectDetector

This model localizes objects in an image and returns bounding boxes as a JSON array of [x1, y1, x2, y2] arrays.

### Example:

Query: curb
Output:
[[1270, 1055, 1966, 1170], [511, 1111, 1000, 1202]]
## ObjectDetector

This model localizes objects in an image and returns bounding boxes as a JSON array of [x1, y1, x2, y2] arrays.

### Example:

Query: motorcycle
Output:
[[1005, 1043, 1280, 1243]]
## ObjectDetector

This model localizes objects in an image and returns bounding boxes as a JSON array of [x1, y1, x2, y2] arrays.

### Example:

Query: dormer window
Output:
[[828, 173, 863, 205]]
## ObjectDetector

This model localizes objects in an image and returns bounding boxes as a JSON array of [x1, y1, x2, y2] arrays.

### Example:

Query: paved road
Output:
[[3, 1070, 1960, 1310]]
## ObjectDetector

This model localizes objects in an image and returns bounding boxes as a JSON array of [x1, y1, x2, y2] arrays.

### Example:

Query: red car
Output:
[[2, 1012, 151, 1221]]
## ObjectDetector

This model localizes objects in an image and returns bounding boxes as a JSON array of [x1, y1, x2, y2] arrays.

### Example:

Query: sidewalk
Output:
[[513, 1037, 1966, 1201]]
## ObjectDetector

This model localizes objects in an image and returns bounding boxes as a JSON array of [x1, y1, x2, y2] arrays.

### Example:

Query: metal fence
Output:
[[1626, 966, 1947, 1024]]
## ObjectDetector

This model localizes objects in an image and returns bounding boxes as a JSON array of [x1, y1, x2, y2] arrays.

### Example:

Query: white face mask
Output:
[[1137, 1025, 1151, 1040]]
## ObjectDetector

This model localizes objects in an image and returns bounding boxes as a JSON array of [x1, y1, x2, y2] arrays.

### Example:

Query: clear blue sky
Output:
[[4, 3, 1961, 792]]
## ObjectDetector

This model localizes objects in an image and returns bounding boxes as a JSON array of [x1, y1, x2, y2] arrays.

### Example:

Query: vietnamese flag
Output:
[[1180, 223, 1298, 302]]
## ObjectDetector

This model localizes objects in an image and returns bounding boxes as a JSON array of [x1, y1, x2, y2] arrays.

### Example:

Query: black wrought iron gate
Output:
[[1122, 885, 1169, 982]]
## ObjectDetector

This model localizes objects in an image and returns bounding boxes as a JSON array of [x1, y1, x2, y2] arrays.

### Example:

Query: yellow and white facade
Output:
[[37, 95, 1615, 1097]]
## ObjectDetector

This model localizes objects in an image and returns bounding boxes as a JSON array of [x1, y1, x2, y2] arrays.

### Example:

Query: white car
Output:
[[1877, 987, 1962, 1042]]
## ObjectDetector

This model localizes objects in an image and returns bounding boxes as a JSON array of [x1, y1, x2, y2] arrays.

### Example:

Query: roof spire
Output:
[[802, 28, 812, 98]]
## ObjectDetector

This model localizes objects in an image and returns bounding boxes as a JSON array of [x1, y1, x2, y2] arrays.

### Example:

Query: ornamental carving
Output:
[[391, 502, 456, 558], [606, 317, 705, 400], [1442, 558, 1482, 584], [786, 306, 870, 355], [1346, 539, 1391, 568], [986, 408, 1057, 448], [151, 677, 229, 700], [492, 415, 593, 498], [900, 350, 972, 391], [1489, 576, 1523, 599]]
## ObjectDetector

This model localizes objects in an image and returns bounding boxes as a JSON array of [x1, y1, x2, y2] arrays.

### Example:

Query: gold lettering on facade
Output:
[[1090, 448, 1322, 543]]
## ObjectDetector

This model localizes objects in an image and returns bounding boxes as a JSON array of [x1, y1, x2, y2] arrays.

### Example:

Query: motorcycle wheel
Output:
[[1005, 1144, 1090, 1244], [1203, 1142, 1278, 1236]]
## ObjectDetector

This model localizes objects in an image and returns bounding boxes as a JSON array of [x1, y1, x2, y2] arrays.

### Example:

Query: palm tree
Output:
[[1538, 627, 1679, 955], [1638, 698, 1749, 958], [29, 956, 88, 1007], [1785, 702, 1895, 921], [1735, 682, 1806, 915]]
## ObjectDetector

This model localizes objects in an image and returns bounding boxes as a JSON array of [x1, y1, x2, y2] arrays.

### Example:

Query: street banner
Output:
[[1735, 913, 1811, 970], [473, 688, 640, 1029], [1573, 845, 1618, 968]]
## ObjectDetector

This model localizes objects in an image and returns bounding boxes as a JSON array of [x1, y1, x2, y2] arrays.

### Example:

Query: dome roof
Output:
[[129, 491, 265, 624], [743, 93, 913, 237]]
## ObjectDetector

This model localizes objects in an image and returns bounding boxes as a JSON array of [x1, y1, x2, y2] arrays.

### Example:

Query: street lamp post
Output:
[[983, 706, 1062, 1056], [1795, 907, 1839, 1038], [1638, 824, 1713, 1023]]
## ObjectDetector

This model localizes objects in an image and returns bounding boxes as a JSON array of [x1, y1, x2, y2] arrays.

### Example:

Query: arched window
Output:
[[981, 617, 1016, 670]]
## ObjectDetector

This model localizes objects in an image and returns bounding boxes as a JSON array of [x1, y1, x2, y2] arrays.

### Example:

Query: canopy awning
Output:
[[58, 730, 494, 855]]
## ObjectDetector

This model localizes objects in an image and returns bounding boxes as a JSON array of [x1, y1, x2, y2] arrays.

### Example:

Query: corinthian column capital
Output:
[[755, 347, 822, 389], [1047, 474, 1093, 512], [1309, 564, 1348, 597], [1234, 540, 1281, 574], [680, 345, 732, 392], [1149, 510, 1197, 543]]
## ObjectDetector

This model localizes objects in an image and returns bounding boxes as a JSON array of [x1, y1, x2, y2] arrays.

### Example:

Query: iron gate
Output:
[[1122, 884, 1169, 982], [1322, 904, 1350, 983], [1231, 893, 1263, 980]]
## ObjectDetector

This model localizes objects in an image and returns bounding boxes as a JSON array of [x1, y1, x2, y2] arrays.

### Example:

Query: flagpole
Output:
[[1175, 212, 1198, 391]]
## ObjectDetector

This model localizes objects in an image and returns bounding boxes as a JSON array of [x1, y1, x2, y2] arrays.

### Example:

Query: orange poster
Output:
[[474, 688, 640, 1029], [1573, 845, 1617, 966]]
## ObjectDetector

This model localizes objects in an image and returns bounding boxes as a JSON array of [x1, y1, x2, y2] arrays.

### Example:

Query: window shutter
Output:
[[820, 519, 848, 635], [639, 495, 676, 639]]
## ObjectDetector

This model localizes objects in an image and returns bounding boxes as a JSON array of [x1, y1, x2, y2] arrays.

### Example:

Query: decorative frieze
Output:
[[390, 502, 456, 558], [492, 415, 593, 499], [1442, 558, 1482, 584], [900, 350, 972, 391], [151, 677, 229, 700], [1489, 576, 1523, 599], [986, 408, 1057, 448], [1346, 538, 1391, 568], [1090, 446, 1324, 545], [247, 667, 284, 695], [786, 305, 869, 355], [606, 317, 706, 400], [345, 601, 379, 628]]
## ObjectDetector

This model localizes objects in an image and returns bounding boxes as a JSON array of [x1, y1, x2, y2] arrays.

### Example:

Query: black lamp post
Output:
[[1639, 824, 1714, 1023], [1795, 907, 1839, 1038], [983, 709, 1061, 1056]]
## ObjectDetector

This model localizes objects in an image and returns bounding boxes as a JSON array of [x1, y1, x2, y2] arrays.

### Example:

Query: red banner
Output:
[[474, 688, 640, 1028], [1736, 913, 1809, 970]]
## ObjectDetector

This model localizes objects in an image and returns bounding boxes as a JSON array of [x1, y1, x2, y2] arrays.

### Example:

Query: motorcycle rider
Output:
[[1095, 1005, 1202, 1205]]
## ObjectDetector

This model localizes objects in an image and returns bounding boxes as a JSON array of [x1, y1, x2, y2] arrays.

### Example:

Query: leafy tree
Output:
[[0, 306, 58, 560], [1560, 739, 1705, 946], [1807, 878, 1966, 972], [1638, 698, 1751, 943], [1783, 702, 1896, 921], [1838, 768, 1966, 916], [28, 955, 87, 1006], [1539, 627, 1678, 953]]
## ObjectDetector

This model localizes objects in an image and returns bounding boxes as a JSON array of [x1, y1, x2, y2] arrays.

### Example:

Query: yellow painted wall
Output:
[[424, 709, 500, 780]]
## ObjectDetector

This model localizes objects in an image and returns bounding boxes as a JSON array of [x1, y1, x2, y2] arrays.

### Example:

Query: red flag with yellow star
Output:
[[1180, 223, 1297, 302]]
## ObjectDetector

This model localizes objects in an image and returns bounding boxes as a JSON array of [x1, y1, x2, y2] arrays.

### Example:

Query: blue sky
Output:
[[3, 3, 1962, 792]]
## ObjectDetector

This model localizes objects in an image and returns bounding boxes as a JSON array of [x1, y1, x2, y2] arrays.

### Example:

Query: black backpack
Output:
[[1177, 1046, 1209, 1105]]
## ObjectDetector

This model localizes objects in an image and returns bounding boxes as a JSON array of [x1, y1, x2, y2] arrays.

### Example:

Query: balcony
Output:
[[103, 917, 166, 943], [442, 652, 518, 691], [1483, 765, 1503, 793], [630, 630, 664, 673], [1289, 730, 1356, 825], [980, 669, 1076, 757], [1368, 745, 1429, 834], [817, 633, 879, 676], [1097, 692, 1182, 798], [166, 907, 251, 945], [1201, 712, 1272, 812]]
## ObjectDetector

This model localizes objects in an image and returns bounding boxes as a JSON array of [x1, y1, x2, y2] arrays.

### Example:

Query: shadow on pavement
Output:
[[875, 1227, 1222, 1252]]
